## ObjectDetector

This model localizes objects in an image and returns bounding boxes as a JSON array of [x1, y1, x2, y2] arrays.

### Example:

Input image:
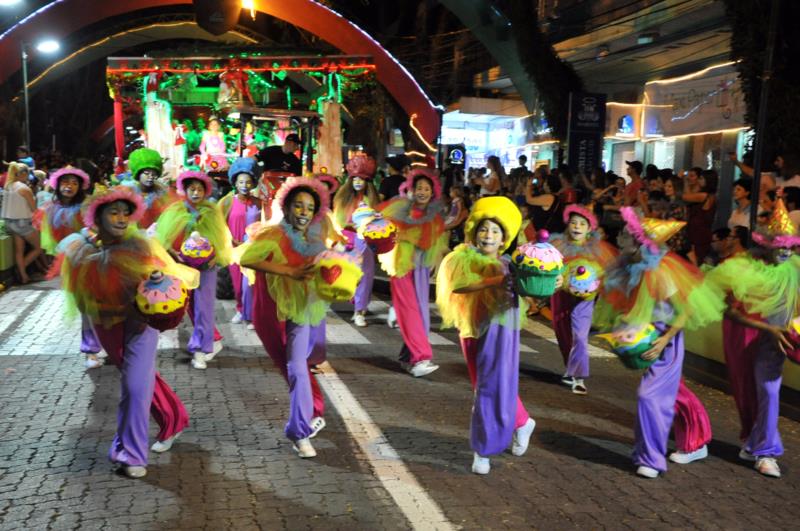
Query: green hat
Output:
[[128, 148, 163, 179]]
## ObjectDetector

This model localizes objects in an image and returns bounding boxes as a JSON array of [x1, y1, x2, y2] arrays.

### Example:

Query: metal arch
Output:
[[438, 0, 538, 114]]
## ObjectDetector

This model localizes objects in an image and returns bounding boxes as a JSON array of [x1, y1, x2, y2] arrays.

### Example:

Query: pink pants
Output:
[[673, 378, 712, 453], [390, 268, 433, 365]]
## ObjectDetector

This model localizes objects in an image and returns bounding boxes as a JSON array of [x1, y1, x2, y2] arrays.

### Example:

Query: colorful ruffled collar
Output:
[[393, 198, 443, 226], [279, 219, 327, 258], [604, 245, 666, 296]]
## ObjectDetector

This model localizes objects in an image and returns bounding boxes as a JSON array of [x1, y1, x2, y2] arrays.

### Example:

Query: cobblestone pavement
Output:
[[1, 280, 800, 530]]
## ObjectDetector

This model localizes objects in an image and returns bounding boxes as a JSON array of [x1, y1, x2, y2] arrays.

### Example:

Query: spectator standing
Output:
[[0, 162, 42, 283], [683, 169, 718, 264], [623, 160, 644, 206], [663, 177, 689, 257], [508, 155, 529, 193], [728, 178, 754, 229], [379, 155, 410, 201], [478, 156, 503, 197]]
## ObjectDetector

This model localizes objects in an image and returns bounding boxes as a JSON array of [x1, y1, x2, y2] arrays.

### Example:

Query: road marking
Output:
[[316, 362, 455, 531]]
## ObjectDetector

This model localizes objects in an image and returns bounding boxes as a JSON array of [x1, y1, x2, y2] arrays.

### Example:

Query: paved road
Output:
[[1, 280, 799, 530]]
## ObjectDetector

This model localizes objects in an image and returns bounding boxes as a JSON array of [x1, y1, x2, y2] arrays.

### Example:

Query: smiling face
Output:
[[234, 173, 255, 195], [139, 168, 159, 188], [663, 179, 675, 198], [99, 200, 132, 239], [567, 214, 590, 244], [285, 190, 317, 233], [185, 180, 207, 204], [352, 176, 366, 191], [474, 219, 504, 257], [413, 178, 433, 206], [58, 175, 80, 200]]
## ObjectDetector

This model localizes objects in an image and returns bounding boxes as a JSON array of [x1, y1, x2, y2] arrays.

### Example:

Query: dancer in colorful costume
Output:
[[594, 207, 723, 478], [156, 170, 233, 369], [219, 157, 262, 329], [379, 168, 449, 377], [37, 167, 105, 368], [549, 205, 618, 394], [437, 196, 537, 474], [237, 177, 333, 458], [705, 200, 800, 478], [121, 148, 174, 230], [56, 186, 198, 478], [333, 154, 378, 327]]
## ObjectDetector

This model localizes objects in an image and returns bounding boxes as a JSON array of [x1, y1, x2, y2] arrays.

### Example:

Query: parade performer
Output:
[[156, 170, 232, 369], [333, 154, 378, 327], [219, 158, 262, 329], [38, 167, 105, 368], [378, 168, 449, 377], [705, 200, 800, 478], [237, 177, 334, 458], [549, 205, 618, 394], [56, 186, 197, 478], [594, 207, 722, 478], [121, 147, 174, 230], [437, 196, 537, 474], [199, 117, 227, 169]]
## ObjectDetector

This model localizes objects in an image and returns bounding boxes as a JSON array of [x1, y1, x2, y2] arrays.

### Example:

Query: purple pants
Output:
[[392, 259, 432, 364], [353, 244, 375, 313], [101, 322, 158, 467], [460, 321, 530, 456], [187, 267, 218, 354], [229, 263, 254, 321], [633, 325, 684, 472], [744, 338, 784, 457], [80, 314, 101, 354], [285, 320, 325, 441], [551, 291, 593, 378]]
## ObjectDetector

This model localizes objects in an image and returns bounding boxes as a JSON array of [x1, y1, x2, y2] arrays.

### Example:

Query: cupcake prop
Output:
[[510, 230, 564, 297], [352, 204, 397, 255], [597, 324, 661, 370], [565, 259, 602, 300], [135, 271, 189, 331], [786, 316, 800, 365], [179, 231, 216, 269], [313, 250, 364, 302]]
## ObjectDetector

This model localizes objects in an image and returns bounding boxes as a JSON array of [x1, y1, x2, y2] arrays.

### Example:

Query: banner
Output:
[[566, 92, 606, 175], [643, 63, 745, 138]]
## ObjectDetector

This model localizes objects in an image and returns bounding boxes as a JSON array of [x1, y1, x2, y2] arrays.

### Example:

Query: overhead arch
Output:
[[0, 0, 440, 142]]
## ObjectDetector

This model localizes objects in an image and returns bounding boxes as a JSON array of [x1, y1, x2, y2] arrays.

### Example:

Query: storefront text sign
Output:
[[567, 92, 606, 174]]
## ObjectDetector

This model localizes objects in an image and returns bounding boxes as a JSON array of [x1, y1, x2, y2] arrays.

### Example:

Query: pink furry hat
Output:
[[82, 185, 145, 228], [563, 204, 598, 231], [315, 173, 340, 194], [49, 167, 91, 190], [346, 154, 377, 180], [404, 168, 442, 200], [176, 170, 214, 196], [273, 177, 331, 225], [752, 232, 800, 249]]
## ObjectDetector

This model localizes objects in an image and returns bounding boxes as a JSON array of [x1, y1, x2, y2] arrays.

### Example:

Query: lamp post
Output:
[[19, 39, 60, 150]]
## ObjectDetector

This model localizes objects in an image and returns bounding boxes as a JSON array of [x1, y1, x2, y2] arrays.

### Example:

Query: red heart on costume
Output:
[[320, 265, 342, 284]]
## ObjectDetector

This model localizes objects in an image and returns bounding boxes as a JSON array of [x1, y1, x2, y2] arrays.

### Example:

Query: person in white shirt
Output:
[[728, 178, 753, 229], [1, 162, 42, 283]]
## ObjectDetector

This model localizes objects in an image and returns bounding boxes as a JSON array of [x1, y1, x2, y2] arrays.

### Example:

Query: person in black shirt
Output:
[[257, 133, 302, 175], [379, 154, 410, 201]]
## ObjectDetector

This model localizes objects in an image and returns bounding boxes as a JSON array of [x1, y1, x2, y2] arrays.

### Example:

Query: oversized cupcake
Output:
[[314, 250, 364, 302], [352, 203, 397, 255], [597, 324, 661, 370], [135, 271, 189, 331], [179, 231, 216, 269], [565, 259, 602, 300], [511, 230, 564, 297]]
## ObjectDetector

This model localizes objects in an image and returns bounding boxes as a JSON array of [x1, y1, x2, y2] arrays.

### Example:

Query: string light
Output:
[[242, 0, 256, 20], [645, 61, 738, 86], [409, 113, 437, 152]]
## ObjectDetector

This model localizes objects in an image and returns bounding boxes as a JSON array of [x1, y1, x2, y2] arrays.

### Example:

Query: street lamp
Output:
[[21, 38, 60, 149]]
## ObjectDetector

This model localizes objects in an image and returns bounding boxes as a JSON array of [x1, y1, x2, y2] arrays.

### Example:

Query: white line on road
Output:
[[316, 362, 455, 531]]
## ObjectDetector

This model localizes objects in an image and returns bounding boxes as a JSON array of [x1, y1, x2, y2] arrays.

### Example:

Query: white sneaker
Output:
[[668, 445, 708, 464], [571, 379, 588, 395], [204, 340, 223, 362], [122, 465, 147, 478], [84, 355, 103, 369], [739, 448, 757, 462], [96, 349, 108, 359], [755, 457, 781, 478], [636, 465, 659, 478], [409, 360, 439, 377], [386, 307, 397, 329], [561, 375, 575, 387], [246, 322, 255, 330], [231, 311, 243, 324], [353, 313, 367, 327], [309, 417, 326, 438], [191, 352, 207, 370], [511, 418, 536, 456], [293, 438, 317, 458], [471, 453, 490, 475], [151, 432, 181, 453]]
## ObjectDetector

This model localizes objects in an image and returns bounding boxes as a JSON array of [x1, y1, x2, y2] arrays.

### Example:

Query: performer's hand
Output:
[[641, 335, 670, 361], [288, 263, 315, 281], [169, 248, 185, 263], [767, 325, 792, 355], [554, 274, 564, 289]]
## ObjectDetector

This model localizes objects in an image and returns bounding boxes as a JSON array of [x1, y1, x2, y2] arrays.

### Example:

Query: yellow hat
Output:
[[621, 207, 685, 252], [465, 196, 522, 251], [752, 198, 800, 248]]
